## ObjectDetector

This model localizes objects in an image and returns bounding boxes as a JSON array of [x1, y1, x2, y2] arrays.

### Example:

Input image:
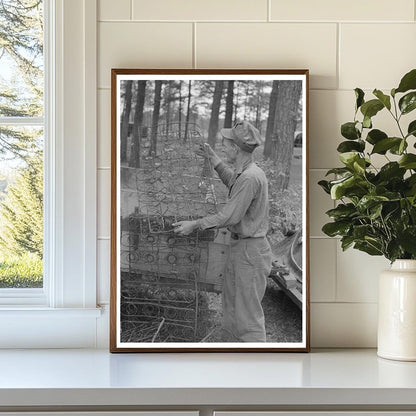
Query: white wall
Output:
[[96, 0, 416, 348]]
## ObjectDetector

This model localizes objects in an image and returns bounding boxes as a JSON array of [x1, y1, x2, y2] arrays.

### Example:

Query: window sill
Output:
[[0, 307, 103, 348]]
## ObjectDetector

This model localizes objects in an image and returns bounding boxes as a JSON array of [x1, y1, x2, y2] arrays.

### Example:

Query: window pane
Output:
[[0, 0, 44, 117], [0, 126, 43, 288], [0, 0, 44, 290]]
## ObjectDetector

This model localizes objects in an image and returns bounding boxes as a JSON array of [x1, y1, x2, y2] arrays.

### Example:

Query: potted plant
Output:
[[319, 68, 416, 361]]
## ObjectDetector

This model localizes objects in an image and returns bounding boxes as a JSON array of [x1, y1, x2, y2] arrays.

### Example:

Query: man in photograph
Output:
[[173, 121, 273, 342]]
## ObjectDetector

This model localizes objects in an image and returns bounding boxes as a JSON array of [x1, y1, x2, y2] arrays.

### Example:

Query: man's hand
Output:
[[172, 220, 198, 236], [196, 143, 221, 168]]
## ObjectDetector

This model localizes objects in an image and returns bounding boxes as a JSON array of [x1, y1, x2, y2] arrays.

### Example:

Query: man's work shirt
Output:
[[197, 160, 269, 238]]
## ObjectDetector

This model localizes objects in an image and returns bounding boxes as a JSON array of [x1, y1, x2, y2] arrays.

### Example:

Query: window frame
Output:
[[0, 0, 100, 348]]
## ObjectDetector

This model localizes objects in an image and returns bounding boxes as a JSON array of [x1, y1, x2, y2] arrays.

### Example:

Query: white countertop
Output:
[[0, 348, 416, 407]]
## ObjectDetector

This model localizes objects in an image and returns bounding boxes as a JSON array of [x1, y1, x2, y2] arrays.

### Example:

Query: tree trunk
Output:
[[263, 80, 279, 159], [178, 81, 182, 140], [224, 80, 234, 128], [165, 81, 172, 138], [207, 81, 224, 148], [120, 80, 133, 164], [184, 81, 192, 141], [273, 80, 302, 191], [149, 81, 162, 156], [129, 81, 146, 168], [255, 81, 263, 130], [233, 82, 239, 124]]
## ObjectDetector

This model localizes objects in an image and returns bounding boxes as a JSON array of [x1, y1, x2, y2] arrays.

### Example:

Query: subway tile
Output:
[[98, 0, 130, 21], [340, 24, 416, 90], [97, 239, 110, 304], [98, 22, 193, 88], [309, 90, 351, 169], [132, 0, 267, 21], [98, 89, 111, 168], [309, 170, 334, 237], [310, 239, 336, 302], [311, 302, 377, 347], [336, 244, 389, 303], [196, 23, 337, 89], [271, 0, 414, 22], [98, 169, 111, 238]]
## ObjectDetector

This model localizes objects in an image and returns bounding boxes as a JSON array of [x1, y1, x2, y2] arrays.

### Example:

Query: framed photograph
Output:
[[110, 69, 309, 352]]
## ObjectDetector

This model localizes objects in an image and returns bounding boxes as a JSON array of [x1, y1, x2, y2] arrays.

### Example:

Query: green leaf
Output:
[[399, 154, 416, 169], [357, 195, 389, 211], [318, 180, 331, 194], [360, 99, 384, 119], [399, 92, 416, 115], [366, 129, 388, 145], [322, 221, 351, 237], [369, 203, 383, 220], [330, 175, 367, 200], [326, 203, 357, 220], [337, 140, 365, 153], [407, 120, 416, 138], [355, 88, 365, 110], [377, 162, 406, 182], [353, 224, 374, 240], [363, 116, 372, 129], [396, 69, 416, 94], [341, 235, 355, 251], [373, 89, 391, 110], [390, 139, 408, 155], [398, 227, 416, 255], [371, 137, 402, 154], [339, 152, 360, 167], [354, 241, 383, 256], [341, 122, 361, 140], [325, 167, 352, 176]]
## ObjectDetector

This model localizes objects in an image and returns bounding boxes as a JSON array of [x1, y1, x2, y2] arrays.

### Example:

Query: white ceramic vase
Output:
[[378, 259, 416, 361]]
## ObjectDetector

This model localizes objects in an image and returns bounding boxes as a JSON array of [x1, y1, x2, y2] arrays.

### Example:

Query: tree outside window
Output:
[[0, 0, 44, 288]]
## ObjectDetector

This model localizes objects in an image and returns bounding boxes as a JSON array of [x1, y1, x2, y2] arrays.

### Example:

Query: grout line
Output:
[[267, 0, 271, 22], [415, 0, 416, 21], [336, 23, 340, 90], [193, 22, 197, 69], [130, 0, 133, 20], [98, 167, 111, 171], [98, 19, 415, 24], [98, 237, 111, 240]]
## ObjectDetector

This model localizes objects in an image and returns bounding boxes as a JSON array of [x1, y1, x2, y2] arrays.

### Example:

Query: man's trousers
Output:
[[222, 236, 272, 342]]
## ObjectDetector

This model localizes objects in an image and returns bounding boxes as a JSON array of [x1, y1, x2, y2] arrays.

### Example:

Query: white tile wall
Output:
[[99, 0, 131, 21], [271, 0, 415, 22], [310, 239, 336, 302], [339, 24, 416, 90], [132, 0, 268, 21], [196, 23, 338, 89], [96, 0, 416, 347], [98, 22, 193, 88]]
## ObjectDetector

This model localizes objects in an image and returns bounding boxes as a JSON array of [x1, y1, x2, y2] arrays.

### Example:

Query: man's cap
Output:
[[220, 121, 263, 153]]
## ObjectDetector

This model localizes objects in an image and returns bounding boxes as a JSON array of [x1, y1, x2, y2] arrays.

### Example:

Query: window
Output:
[[0, 0, 44, 292], [0, 0, 99, 348]]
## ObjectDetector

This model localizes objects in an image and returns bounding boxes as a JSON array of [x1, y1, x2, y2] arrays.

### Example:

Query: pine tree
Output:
[[0, 153, 43, 258]]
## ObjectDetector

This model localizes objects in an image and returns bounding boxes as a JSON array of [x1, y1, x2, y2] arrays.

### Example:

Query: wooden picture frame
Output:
[[110, 69, 310, 352]]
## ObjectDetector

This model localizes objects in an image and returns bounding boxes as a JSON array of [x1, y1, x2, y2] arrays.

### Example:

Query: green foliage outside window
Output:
[[0, 0, 44, 288]]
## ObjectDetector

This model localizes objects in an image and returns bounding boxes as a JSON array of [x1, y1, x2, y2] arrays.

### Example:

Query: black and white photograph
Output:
[[110, 69, 309, 352]]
